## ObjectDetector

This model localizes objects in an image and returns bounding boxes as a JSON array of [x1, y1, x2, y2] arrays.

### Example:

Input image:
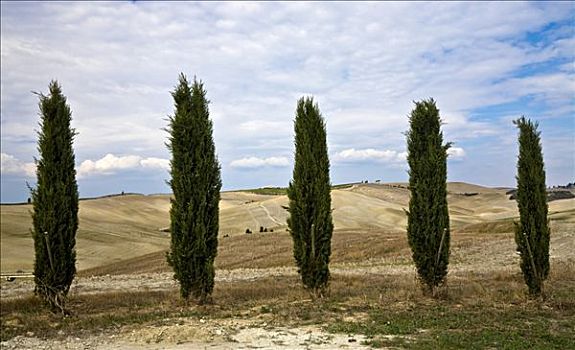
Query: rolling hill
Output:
[[1, 182, 573, 273]]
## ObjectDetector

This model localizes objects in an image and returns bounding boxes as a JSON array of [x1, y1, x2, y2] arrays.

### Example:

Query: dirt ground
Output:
[[1, 323, 370, 350]]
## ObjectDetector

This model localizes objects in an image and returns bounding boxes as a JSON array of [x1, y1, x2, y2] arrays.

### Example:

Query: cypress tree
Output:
[[31, 81, 79, 313], [287, 97, 333, 298], [166, 74, 221, 304], [405, 98, 451, 295], [513, 116, 550, 297]]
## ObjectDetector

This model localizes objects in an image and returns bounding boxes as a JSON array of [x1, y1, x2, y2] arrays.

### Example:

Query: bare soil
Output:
[[1, 323, 370, 350]]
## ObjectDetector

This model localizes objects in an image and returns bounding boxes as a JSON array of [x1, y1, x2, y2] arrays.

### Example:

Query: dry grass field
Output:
[[2, 182, 573, 274], [1, 183, 574, 349]]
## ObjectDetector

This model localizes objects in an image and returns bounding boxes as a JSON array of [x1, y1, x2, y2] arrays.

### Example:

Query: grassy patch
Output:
[[240, 187, 287, 196], [0, 291, 191, 341], [331, 183, 356, 190], [239, 183, 356, 196], [326, 268, 575, 349]]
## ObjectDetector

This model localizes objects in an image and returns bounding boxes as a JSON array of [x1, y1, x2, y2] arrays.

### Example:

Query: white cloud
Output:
[[230, 156, 290, 169], [77, 153, 169, 177], [140, 157, 170, 170], [332, 148, 407, 164], [333, 147, 465, 163], [447, 147, 466, 159], [0, 152, 171, 179], [0, 153, 36, 177]]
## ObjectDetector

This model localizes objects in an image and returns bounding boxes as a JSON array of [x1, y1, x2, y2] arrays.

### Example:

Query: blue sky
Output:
[[1, 1, 573, 202]]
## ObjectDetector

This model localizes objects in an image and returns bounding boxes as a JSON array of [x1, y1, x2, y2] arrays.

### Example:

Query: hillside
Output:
[[1, 182, 574, 273]]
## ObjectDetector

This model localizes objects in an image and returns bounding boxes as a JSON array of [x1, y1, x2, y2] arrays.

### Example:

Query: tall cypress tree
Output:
[[287, 97, 333, 298], [166, 74, 221, 303], [513, 116, 549, 297], [406, 98, 451, 295], [31, 81, 79, 313]]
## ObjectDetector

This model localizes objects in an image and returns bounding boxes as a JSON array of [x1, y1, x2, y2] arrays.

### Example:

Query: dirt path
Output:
[[259, 203, 283, 226], [0, 322, 370, 350]]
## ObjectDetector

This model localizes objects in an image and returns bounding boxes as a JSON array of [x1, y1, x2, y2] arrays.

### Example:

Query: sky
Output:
[[1, 1, 574, 203]]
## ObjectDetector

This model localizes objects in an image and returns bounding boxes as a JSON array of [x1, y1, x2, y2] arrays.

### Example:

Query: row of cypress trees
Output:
[[30, 78, 551, 312]]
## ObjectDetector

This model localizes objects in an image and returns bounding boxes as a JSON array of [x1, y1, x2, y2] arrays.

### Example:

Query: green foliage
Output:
[[31, 81, 79, 313], [166, 74, 222, 303], [287, 97, 333, 297], [513, 116, 550, 297], [405, 98, 451, 294]]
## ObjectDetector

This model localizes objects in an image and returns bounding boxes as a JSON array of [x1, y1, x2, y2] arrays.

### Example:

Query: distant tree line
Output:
[[29, 78, 550, 313]]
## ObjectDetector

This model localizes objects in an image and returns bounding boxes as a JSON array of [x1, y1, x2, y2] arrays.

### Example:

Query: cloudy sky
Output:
[[1, 1, 574, 202]]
